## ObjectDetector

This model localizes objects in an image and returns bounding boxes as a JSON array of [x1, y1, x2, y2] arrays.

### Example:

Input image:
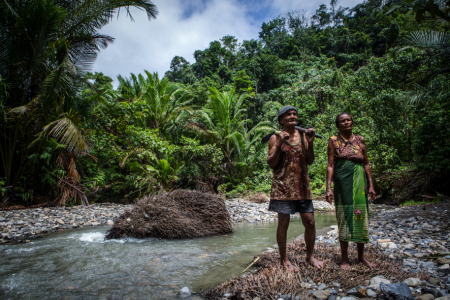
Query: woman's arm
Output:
[[362, 138, 376, 200], [326, 139, 335, 204], [304, 130, 315, 165]]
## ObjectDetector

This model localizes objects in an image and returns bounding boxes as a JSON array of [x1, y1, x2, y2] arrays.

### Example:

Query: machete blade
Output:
[[261, 131, 276, 144]]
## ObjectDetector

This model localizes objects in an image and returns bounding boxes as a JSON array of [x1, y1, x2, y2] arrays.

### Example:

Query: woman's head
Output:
[[335, 113, 353, 131]]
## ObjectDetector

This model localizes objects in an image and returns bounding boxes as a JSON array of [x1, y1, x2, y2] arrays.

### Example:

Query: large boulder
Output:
[[106, 189, 233, 239]]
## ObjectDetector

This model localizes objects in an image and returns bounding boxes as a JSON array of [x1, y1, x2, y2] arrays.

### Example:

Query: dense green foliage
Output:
[[1, 0, 449, 205]]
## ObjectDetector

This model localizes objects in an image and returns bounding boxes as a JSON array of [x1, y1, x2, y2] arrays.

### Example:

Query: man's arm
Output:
[[267, 131, 288, 169], [304, 129, 315, 165]]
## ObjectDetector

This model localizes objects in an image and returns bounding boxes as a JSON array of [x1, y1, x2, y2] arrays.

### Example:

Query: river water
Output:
[[0, 212, 336, 300]]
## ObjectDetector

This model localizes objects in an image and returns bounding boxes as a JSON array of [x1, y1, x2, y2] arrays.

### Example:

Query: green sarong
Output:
[[334, 160, 369, 242]]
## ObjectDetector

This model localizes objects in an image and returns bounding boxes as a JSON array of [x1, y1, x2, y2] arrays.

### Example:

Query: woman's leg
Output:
[[357, 243, 377, 269], [340, 240, 352, 270]]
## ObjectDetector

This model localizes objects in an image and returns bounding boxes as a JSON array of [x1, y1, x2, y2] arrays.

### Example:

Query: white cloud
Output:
[[93, 0, 364, 84]]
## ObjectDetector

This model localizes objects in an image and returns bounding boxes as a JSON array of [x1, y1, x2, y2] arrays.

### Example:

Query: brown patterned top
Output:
[[270, 136, 311, 201], [330, 134, 365, 163]]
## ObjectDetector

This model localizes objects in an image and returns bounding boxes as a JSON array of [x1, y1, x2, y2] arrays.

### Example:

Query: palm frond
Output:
[[401, 30, 450, 50], [39, 110, 89, 155]]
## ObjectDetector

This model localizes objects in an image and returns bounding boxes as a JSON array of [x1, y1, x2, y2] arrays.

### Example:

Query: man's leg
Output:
[[339, 240, 352, 270], [357, 242, 376, 269], [300, 212, 323, 269], [277, 213, 298, 272]]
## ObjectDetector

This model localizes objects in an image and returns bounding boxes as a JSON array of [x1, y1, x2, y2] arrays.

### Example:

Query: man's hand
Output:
[[277, 131, 290, 147], [326, 188, 333, 204], [306, 128, 315, 144], [368, 186, 376, 200]]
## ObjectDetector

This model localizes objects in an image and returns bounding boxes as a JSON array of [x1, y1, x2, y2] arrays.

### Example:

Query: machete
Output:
[[261, 126, 323, 144]]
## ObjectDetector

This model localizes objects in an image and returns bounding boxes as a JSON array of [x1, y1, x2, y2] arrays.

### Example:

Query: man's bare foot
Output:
[[340, 261, 352, 270], [281, 260, 299, 272], [358, 258, 376, 269], [306, 257, 323, 269]]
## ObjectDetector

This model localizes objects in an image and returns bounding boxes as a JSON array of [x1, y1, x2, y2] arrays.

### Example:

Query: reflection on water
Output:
[[0, 212, 336, 300]]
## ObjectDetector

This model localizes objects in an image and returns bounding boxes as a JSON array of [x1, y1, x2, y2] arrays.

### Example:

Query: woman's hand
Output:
[[368, 186, 376, 200], [326, 188, 334, 204]]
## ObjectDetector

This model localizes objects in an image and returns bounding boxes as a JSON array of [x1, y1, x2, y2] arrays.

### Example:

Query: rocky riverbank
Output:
[[260, 201, 450, 300], [0, 198, 335, 243], [0, 203, 133, 243]]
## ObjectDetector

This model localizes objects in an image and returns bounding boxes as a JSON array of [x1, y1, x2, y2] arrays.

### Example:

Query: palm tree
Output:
[[400, 30, 450, 85], [0, 0, 158, 204], [189, 87, 273, 164], [115, 71, 191, 137]]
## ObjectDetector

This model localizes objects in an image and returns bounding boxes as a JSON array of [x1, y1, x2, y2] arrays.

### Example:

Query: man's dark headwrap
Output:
[[278, 105, 298, 125]]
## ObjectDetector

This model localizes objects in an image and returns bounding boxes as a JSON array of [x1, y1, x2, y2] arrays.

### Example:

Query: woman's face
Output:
[[337, 114, 353, 132]]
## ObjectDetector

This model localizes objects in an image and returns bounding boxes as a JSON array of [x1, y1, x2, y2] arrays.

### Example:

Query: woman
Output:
[[326, 113, 376, 270]]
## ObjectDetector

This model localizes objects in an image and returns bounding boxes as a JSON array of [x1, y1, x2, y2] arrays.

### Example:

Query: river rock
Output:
[[403, 260, 417, 267], [366, 289, 377, 298], [300, 282, 312, 289], [55, 219, 64, 225], [418, 294, 435, 300], [403, 278, 421, 287], [435, 296, 450, 300], [380, 282, 414, 300], [107, 220, 114, 225], [313, 290, 330, 299], [368, 277, 391, 292], [423, 262, 435, 268], [317, 283, 327, 290], [438, 258, 450, 265], [179, 287, 191, 298]]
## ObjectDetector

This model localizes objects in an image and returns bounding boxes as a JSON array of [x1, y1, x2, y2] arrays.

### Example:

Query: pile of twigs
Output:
[[106, 189, 233, 239], [204, 240, 428, 299]]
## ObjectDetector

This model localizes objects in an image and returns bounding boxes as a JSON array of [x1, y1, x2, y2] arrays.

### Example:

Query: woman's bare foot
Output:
[[340, 261, 352, 270], [358, 258, 376, 269], [281, 259, 299, 272], [306, 257, 323, 269]]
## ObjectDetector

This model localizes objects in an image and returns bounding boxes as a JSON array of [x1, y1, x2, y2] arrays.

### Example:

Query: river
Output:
[[0, 212, 336, 300]]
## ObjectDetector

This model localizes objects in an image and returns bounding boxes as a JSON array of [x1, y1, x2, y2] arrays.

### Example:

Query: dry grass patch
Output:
[[205, 240, 428, 299]]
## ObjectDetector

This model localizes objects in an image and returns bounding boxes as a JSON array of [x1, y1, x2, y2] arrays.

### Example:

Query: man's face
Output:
[[280, 110, 298, 127]]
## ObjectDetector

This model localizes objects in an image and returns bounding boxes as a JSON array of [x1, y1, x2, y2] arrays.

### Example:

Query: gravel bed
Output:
[[0, 203, 133, 243], [225, 198, 335, 223]]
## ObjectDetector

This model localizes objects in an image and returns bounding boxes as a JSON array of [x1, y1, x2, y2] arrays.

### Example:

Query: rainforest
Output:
[[1, 0, 449, 208]]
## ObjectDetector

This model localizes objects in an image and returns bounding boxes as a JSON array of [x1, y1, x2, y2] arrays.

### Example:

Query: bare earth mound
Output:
[[106, 189, 233, 239], [246, 192, 269, 203], [205, 240, 428, 299]]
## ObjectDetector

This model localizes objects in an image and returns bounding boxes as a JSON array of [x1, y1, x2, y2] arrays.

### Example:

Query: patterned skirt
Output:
[[333, 160, 369, 243]]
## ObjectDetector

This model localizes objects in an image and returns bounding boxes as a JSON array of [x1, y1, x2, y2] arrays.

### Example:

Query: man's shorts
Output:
[[268, 199, 314, 214]]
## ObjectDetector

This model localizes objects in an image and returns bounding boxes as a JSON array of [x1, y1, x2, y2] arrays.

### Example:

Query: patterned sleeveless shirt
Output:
[[330, 134, 365, 163], [270, 134, 312, 201]]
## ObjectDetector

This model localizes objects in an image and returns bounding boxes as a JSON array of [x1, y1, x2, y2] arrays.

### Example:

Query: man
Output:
[[267, 105, 322, 271]]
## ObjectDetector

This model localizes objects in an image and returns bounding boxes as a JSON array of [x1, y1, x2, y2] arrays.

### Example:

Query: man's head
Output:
[[278, 105, 298, 127]]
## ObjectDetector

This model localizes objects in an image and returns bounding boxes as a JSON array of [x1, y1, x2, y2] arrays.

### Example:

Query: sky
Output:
[[93, 0, 364, 84]]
